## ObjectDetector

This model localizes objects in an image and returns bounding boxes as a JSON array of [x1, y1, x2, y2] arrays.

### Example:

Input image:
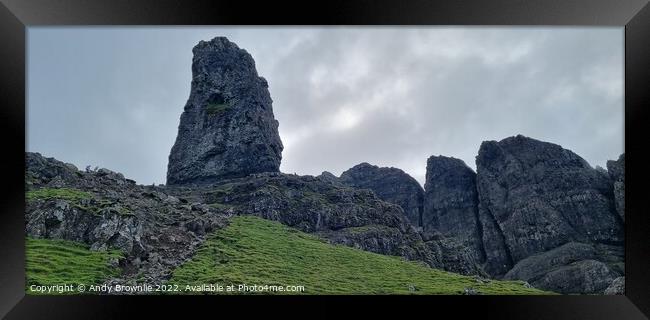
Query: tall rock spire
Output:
[[167, 37, 283, 185]]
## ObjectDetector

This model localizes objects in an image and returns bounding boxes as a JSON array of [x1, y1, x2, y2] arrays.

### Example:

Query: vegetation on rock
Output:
[[26, 188, 91, 202], [205, 102, 231, 115]]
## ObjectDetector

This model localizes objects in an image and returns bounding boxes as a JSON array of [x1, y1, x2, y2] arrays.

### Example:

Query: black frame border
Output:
[[1, 0, 648, 319]]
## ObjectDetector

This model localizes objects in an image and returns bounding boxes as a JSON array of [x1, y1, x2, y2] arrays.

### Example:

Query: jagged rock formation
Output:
[[167, 37, 283, 186], [317, 171, 343, 186], [324, 163, 483, 275], [607, 153, 625, 221], [167, 172, 442, 269], [26, 152, 229, 285], [338, 163, 424, 228], [423, 156, 485, 275], [475, 135, 624, 282]]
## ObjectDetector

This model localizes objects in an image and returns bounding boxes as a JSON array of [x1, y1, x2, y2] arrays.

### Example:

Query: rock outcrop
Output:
[[317, 171, 343, 186], [503, 242, 623, 294], [607, 153, 625, 221], [168, 172, 443, 269], [167, 37, 283, 186], [338, 163, 424, 228], [313, 163, 484, 275], [26, 152, 229, 285], [423, 156, 484, 271], [475, 135, 624, 278]]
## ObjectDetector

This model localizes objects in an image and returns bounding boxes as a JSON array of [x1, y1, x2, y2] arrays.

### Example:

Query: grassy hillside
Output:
[[26, 238, 123, 294], [170, 216, 550, 295]]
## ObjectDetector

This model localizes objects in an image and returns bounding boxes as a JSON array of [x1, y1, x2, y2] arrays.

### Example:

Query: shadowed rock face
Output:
[[423, 156, 485, 268], [607, 153, 625, 221], [167, 37, 283, 186], [168, 172, 443, 269], [503, 242, 623, 294], [475, 135, 623, 277], [339, 163, 424, 228], [324, 163, 484, 275]]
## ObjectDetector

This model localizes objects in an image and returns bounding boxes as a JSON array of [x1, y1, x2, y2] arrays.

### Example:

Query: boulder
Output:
[[532, 259, 616, 294], [502, 241, 622, 293], [503, 242, 598, 283]]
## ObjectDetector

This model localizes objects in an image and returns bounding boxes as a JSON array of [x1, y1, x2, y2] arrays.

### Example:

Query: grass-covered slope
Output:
[[26, 238, 123, 294], [170, 216, 550, 294]]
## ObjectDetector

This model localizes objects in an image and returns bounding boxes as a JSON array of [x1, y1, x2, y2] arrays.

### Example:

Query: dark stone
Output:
[[604, 276, 625, 295], [423, 230, 487, 276], [423, 156, 484, 271], [26, 152, 83, 187], [25, 152, 229, 286], [316, 171, 343, 186], [607, 153, 625, 221], [475, 135, 623, 277], [339, 163, 424, 229], [502, 241, 622, 293], [504, 242, 598, 283], [167, 37, 283, 186], [167, 172, 459, 270], [531, 259, 615, 294]]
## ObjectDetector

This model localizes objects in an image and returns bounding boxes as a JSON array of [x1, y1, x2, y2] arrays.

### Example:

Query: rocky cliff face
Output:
[[607, 153, 625, 221], [168, 172, 443, 269], [27, 150, 487, 279], [167, 37, 283, 186], [338, 163, 424, 228], [26, 152, 229, 285], [423, 156, 485, 272], [330, 163, 483, 275], [475, 135, 624, 279]]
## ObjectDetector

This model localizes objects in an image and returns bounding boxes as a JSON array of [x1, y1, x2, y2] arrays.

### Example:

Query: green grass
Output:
[[26, 188, 133, 216], [205, 102, 231, 115], [169, 216, 551, 295], [26, 188, 91, 202], [26, 238, 123, 295]]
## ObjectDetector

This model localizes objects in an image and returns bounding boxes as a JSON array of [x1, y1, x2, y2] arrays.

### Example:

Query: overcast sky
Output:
[[27, 27, 623, 186]]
